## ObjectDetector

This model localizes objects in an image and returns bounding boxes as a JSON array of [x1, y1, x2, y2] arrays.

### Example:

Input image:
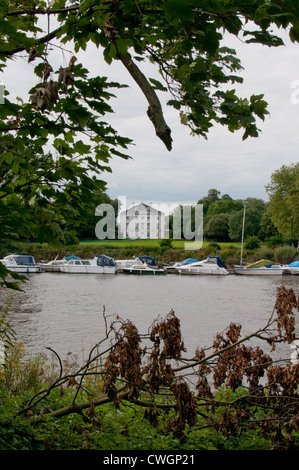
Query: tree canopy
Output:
[[1, 0, 299, 286], [266, 162, 299, 240]]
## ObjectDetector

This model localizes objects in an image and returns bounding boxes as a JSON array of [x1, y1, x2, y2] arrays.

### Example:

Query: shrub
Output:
[[274, 245, 298, 264], [245, 236, 261, 250]]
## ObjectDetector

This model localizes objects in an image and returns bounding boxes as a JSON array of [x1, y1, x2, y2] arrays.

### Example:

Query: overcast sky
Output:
[[2, 24, 299, 208]]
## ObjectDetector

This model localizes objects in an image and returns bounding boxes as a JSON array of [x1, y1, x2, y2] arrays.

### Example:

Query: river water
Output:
[[1, 272, 298, 364]]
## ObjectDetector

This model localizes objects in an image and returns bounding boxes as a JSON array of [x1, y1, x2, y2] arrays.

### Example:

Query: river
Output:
[[1, 272, 298, 364]]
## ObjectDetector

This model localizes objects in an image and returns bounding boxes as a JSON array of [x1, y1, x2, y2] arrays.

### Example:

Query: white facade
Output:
[[119, 203, 166, 239]]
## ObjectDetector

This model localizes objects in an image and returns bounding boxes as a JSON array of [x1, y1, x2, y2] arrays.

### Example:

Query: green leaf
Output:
[[163, 0, 195, 24], [148, 78, 167, 92]]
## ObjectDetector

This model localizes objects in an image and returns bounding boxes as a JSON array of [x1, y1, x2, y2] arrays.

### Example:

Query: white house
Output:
[[119, 202, 166, 239]]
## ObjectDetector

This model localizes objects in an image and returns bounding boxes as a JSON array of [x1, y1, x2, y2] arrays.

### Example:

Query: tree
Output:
[[198, 189, 221, 215], [207, 198, 243, 217], [204, 213, 230, 241], [1, 0, 299, 287], [258, 208, 281, 242], [66, 191, 119, 240], [228, 207, 262, 242], [265, 163, 299, 241]]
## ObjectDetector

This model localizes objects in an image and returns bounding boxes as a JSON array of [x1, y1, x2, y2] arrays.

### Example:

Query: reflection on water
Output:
[[1, 272, 298, 361]]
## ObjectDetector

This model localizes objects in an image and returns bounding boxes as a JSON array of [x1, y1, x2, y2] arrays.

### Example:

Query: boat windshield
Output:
[[15, 255, 35, 265]]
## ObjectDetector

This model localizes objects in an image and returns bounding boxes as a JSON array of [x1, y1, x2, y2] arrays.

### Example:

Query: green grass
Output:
[[79, 239, 242, 249]]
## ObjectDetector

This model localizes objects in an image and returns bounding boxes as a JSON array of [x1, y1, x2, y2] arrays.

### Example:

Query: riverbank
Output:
[[8, 240, 298, 268], [1, 281, 298, 451]]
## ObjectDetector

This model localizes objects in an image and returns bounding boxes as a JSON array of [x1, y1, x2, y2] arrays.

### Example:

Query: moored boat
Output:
[[60, 255, 117, 274], [121, 255, 165, 274], [0, 254, 41, 273], [234, 259, 287, 275], [41, 255, 80, 272], [115, 257, 145, 272], [178, 256, 228, 275], [164, 258, 198, 274], [122, 263, 166, 275], [287, 261, 299, 275]]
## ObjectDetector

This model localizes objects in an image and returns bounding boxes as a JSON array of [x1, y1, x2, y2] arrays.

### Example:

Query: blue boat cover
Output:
[[207, 256, 227, 268], [288, 261, 299, 267], [139, 256, 157, 267], [181, 258, 198, 265], [96, 255, 116, 266], [65, 255, 80, 260]]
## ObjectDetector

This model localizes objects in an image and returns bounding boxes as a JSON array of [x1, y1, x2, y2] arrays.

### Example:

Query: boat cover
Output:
[[245, 259, 273, 269], [139, 256, 157, 266], [96, 255, 116, 266], [65, 255, 80, 260], [181, 258, 198, 265], [288, 261, 299, 267], [206, 256, 227, 268]]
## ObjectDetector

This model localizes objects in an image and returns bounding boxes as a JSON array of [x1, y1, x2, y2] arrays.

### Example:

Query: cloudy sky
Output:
[[2, 23, 299, 208]]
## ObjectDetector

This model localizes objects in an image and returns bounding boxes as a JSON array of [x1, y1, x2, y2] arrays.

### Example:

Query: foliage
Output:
[[61, 230, 79, 246], [266, 163, 299, 239], [0, 300, 16, 367], [159, 238, 173, 250], [228, 206, 264, 242], [1, 1, 299, 286], [245, 235, 261, 250], [274, 245, 298, 264], [204, 213, 230, 241], [0, 287, 298, 450]]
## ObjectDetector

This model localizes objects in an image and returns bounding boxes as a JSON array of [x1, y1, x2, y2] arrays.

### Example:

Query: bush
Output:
[[245, 236, 261, 250], [62, 230, 79, 246], [274, 245, 298, 264], [159, 238, 173, 249]]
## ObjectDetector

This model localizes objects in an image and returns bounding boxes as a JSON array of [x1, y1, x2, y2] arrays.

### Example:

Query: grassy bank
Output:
[[11, 239, 298, 268], [79, 239, 242, 249]]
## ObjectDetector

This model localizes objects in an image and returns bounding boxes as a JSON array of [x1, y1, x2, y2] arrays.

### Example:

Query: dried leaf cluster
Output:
[[18, 286, 299, 449], [29, 51, 77, 111]]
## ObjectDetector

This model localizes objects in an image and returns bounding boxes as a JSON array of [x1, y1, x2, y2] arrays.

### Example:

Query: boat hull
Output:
[[289, 268, 299, 275], [234, 268, 285, 275], [178, 268, 228, 275], [4, 265, 40, 273], [60, 266, 116, 274], [121, 267, 166, 275]]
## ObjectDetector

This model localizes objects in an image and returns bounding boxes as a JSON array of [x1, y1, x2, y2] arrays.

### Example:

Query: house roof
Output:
[[120, 202, 165, 215]]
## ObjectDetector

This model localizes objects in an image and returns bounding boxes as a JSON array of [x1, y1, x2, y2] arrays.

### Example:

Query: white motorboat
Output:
[[60, 255, 117, 274], [164, 258, 198, 274], [0, 254, 41, 273], [41, 255, 80, 272], [115, 257, 145, 272], [121, 255, 166, 275], [289, 268, 299, 275], [121, 263, 166, 275], [178, 256, 228, 275], [287, 261, 299, 275], [234, 259, 287, 275]]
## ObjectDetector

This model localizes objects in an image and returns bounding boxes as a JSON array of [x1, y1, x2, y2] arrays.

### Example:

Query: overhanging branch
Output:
[[117, 52, 173, 151]]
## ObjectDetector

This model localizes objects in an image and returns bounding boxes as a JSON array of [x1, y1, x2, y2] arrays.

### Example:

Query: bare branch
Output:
[[117, 52, 172, 151]]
